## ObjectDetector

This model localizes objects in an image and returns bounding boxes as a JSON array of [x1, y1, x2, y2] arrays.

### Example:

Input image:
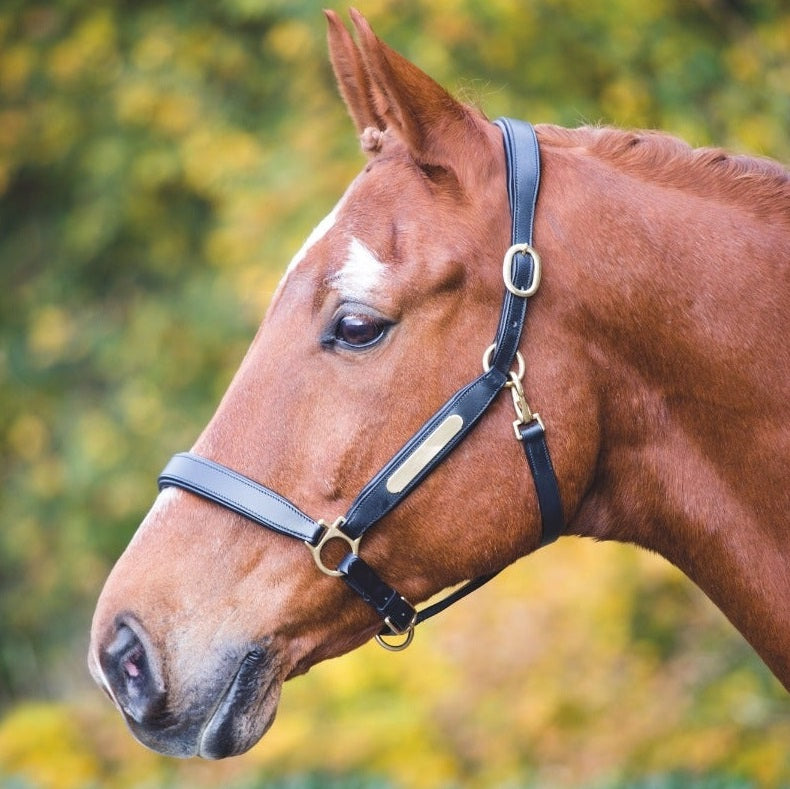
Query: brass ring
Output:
[[306, 517, 360, 578], [482, 344, 525, 380], [502, 243, 541, 297]]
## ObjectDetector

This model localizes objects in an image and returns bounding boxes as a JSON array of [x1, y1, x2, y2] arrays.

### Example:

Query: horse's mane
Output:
[[536, 124, 790, 224]]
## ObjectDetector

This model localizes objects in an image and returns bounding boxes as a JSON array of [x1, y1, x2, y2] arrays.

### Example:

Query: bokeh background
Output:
[[1, 0, 789, 787]]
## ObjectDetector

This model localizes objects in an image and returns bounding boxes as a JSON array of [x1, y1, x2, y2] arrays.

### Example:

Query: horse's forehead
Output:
[[272, 160, 428, 307]]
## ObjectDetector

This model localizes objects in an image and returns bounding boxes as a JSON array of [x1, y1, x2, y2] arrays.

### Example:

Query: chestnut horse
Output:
[[89, 10, 790, 759]]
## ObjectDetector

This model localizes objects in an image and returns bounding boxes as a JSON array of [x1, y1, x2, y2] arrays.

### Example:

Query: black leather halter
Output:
[[158, 118, 564, 650]]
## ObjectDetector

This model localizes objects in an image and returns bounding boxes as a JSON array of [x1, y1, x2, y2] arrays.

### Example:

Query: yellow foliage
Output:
[[0, 703, 101, 789], [114, 80, 159, 125], [152, 91, 201, 137], [132, 27, 177, 72], [28, 456, 65, 500], [47, 10, 117, 85], [7, 413, 49, 462], [27, 306, 75, 363], [601, 77, 652, 127], [130, 146, 181, 189], [265, 21, 316, 63], [30, 100, 80, 163], [0, 43, 35, 96], [77, 411, 125, 470], [183, 128, 264, 194]]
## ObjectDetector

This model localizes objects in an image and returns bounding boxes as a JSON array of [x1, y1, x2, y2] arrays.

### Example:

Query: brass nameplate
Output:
[[386, 414, 464, 494]]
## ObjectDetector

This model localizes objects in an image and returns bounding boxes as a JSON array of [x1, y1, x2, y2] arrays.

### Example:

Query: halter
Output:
[[157, 118, 564, 651]]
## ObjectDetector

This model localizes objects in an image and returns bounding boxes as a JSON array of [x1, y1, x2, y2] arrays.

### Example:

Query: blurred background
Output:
[[1, 0, 789, 787]]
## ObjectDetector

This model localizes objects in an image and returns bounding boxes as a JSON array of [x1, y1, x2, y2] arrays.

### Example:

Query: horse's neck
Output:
[[539, 142, 790, 686]]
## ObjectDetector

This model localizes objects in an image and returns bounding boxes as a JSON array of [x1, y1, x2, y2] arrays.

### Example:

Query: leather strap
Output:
[[496, 118, 540, 244], [342, 368, 506, 539], [414, 570, 500, 625], [337, 554, 416, 633], [489, 118, 540, 374], [518, 420, 564, 546], [495, 118, 565, 548], [158, 452, 323, 544]]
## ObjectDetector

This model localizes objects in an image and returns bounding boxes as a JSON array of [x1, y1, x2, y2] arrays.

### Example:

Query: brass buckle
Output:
[[502, 243, 541, 297], [306, 516, 360, 577], [375, 615, 416, 652]]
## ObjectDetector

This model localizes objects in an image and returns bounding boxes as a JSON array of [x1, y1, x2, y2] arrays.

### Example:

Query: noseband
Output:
[[158, 118, 564, 650]]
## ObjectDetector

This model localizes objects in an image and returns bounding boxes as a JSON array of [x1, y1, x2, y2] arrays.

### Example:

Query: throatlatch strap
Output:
[[518, 421, 564, 546], [494, 117, 565, 548]]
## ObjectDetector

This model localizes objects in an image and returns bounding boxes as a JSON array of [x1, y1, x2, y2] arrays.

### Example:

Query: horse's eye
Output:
[[334, 313, 389, 349]]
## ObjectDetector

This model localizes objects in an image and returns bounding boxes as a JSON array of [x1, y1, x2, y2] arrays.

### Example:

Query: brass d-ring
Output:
[[502, 243, 541, 297], [375, 622, 415, 652]]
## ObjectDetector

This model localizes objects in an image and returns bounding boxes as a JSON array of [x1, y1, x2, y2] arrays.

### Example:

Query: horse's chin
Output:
[[197, 650, 283, 759]]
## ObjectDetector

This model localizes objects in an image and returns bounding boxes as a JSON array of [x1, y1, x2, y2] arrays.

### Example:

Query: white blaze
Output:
[[287, 203, 342, 273], [270, 194, 345, 306], [331, 236, 387, 301], [270, 185, 388, 306]]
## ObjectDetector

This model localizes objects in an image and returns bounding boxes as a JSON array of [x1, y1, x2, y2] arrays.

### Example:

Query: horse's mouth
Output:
[[197, 648, 283, 759], [109, 644, 284, 759]]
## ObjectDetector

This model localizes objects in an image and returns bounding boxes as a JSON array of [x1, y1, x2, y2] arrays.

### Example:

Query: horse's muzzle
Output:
[[90, 617, 281, 758]]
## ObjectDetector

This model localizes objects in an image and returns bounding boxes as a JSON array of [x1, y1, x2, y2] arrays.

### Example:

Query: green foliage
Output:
[[238, 774, 396, 789], [1, 0, 788, 787], [597, 775, 756, 789]]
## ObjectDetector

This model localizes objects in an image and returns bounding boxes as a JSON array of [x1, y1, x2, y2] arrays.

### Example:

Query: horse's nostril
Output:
[[101, 622, 166, 726]]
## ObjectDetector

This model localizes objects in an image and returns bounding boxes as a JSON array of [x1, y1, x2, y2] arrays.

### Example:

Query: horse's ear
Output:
[[325, 9, 382, 134], [326, 10, 490, 181]]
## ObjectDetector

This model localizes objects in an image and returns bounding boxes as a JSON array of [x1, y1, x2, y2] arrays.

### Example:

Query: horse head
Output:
[[88, 7, 790, 762], [88, 11, 596, 759]]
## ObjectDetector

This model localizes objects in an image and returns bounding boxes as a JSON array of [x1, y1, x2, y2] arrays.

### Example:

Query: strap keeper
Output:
[[337, 554, 417, 639]]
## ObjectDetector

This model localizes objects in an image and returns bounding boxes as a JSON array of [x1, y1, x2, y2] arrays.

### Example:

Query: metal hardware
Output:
[[502, 243, 541, 297], [306, 516, 360, 577], [375, 616, 416, 651], [482, 347, 540, 438], [482, 345, 525, 379], [386, 414, 464, 494], [507, 371, 543, 439]]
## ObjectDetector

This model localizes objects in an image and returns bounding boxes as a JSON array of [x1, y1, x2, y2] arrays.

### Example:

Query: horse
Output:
[[88, 9, 790, 760]]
